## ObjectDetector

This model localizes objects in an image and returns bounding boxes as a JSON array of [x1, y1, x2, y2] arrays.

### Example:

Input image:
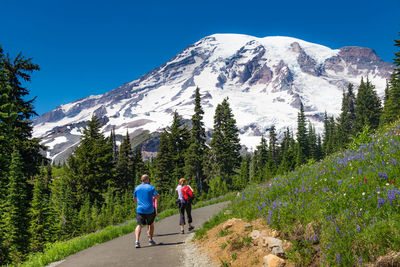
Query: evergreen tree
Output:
[[265, 125, 280, 177], [185, 87, 206, 193], [269, 125, 279, 167], [210, 98, 241, 184], [337, 83, 356, 147], [29, 168, 52, 253], [307, 122, 318, 161], [355, 78, 382, 132], [2, 50, 44, 180], [382, 35, 400, 123], [78, 197, 91, 234], [110, 126, 118, 164], [116, 131, 135, 192], [50, 174, 78, 240], [233, 155, 250, 190], [322, 112, 336, 155], [202, 146, 219, 190], [252, 135, 268, 182], [155, 130, 174, 194], [277, 128, 296, 174], [67, 115, 114, 204], [133, 145, 146, 187], [296, 101, 309, 166], [169, 111, 190, 181], [315, 134, 323, 161], [2, 148, 29, 263]]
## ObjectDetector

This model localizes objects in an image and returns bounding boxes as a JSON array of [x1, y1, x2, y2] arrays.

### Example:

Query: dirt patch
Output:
[[195, 218, 294, 267]]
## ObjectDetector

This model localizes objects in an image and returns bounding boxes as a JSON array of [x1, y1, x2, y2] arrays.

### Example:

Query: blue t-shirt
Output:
[[133, 183, 158, 214]]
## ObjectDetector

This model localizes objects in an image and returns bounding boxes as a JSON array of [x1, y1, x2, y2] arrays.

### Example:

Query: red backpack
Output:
[[181, 185, 194, 201]]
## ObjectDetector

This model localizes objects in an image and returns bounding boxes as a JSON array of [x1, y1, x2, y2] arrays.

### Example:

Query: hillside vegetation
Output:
[[228, 120, 400, 265]]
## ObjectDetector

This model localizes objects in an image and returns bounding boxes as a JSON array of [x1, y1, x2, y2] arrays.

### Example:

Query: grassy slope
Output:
[[202, 121, 400, 266]]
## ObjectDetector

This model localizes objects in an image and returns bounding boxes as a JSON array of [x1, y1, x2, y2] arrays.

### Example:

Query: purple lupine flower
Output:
[[378, 197, 385, 208], [387, 189, 397, 205], [336, 253, 342, 264]]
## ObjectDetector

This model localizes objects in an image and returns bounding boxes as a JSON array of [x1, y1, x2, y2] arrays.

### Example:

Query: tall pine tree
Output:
[[155, 130, 174, 194], [252, 134, 268, 182], [296, 101, 308, 166], [210, 98, 241, 185], [185, 87, 206, 193], [28, 167, 53, 253], [67, 115, 114, 204], [2, 148, 30, 263], [382, 34, 400, 123], [116, 131, 135, 192], [355, 77, 382, 132], [337, 83, 356, 147]]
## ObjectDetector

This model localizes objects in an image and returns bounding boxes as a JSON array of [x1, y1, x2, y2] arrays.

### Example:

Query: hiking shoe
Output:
[[180, 230, 184, 234], [135, 241, 140, 248], [149, 239, 157, 246], [188, 226, 195, 231]]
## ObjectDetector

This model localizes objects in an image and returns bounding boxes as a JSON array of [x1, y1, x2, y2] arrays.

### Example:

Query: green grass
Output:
[[22, 193, 233, 267], [22, 220, 137, 267], [217, 229, 232, 237], [198, 120, 400, 266], [220, 242, 228, 249]]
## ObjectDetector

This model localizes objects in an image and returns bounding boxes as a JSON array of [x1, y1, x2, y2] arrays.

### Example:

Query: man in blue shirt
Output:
[[133, 174, 159, 248]]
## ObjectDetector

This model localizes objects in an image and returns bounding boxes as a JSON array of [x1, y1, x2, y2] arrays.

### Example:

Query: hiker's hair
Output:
[[178, 178, 186, 185], [141, 174, 150, 182]]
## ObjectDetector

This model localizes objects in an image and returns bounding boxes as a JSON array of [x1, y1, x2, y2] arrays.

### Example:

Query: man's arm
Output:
[[153, 194, 159, 215], [133, 196, 137, 203]]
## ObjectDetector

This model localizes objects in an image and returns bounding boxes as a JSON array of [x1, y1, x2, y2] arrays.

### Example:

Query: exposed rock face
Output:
[[263, 254, 286, 267], [32, 34, 394, 163], [325, 47, 393, 79], [292, 42, 322, 76]]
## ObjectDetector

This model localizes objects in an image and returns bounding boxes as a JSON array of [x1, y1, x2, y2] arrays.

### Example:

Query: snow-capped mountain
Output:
[[33, 34, 394, 163]]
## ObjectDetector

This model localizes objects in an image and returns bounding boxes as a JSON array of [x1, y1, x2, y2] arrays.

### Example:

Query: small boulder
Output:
[[222, 221, 234, 230], [222, 218, 240, 230], [270, 230, 279, 238], [375, 251, 400, 266], [263, 254, 286, 267], [251, 230, 261, 240], [267, 237, 285, 257], [271, 246, 285, 257]]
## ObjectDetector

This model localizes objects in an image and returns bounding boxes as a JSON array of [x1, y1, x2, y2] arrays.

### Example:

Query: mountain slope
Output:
[[32, 34, 394, 162]]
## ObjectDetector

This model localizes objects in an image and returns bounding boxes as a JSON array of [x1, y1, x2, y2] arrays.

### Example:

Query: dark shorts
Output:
[[136, 212, 156, 226]]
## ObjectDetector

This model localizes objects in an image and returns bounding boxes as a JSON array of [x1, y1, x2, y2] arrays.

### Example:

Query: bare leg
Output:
[[135, 225, 142, 242], [148, 223, 154, 240]]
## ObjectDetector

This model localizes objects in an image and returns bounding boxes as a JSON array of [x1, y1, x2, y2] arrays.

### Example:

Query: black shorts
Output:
[[136, 212, 156, 226]]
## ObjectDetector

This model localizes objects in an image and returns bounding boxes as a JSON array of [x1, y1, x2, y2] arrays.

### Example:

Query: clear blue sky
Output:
[[1, 0, 399, 115]]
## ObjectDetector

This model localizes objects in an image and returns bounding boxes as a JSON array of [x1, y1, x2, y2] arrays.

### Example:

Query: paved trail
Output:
[[54, 201, 229, 267]]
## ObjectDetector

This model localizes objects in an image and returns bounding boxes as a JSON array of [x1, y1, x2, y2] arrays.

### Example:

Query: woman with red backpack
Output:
[[176, 178, 194, 234]]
